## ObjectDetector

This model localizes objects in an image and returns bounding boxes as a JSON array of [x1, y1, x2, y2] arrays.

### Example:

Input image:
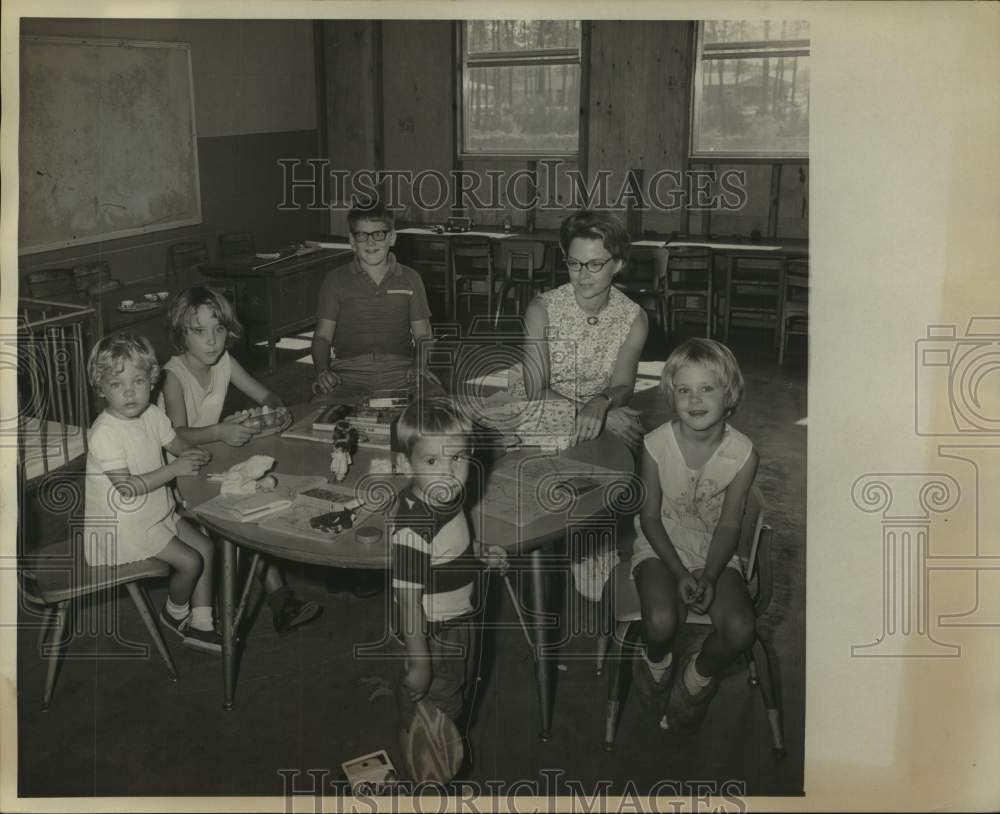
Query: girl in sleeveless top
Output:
[[160, 287, 322, 635], [631, 338, 759, 733]]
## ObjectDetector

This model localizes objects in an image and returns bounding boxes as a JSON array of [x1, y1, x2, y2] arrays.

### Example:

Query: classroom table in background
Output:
[[176, 401, 634, 740], [199, 248, 353, 374], [96, 282, 172, 360]]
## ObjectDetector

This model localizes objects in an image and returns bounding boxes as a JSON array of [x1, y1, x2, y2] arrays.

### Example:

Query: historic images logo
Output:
[[852, 318, 1000, 657]]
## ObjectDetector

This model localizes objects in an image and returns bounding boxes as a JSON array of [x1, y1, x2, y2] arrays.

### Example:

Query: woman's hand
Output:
[[604, 406, 644, 448], [574, 395, 611, 443], [219, 419, 255, 446]]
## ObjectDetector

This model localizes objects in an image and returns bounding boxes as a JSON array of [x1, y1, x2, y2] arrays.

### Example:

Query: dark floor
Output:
[[16, 319, 806, 801]]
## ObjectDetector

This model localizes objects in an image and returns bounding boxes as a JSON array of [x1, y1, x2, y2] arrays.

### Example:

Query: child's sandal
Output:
[[633, 655, 674, 715], [664, 654, 719, 734]]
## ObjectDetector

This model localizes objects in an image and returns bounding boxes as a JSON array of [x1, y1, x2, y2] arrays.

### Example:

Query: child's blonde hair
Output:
[[166, 286, 243, 355], [661, 338, 745, 414], [395, 397, 472, 458], [87, 334, 159, 392]]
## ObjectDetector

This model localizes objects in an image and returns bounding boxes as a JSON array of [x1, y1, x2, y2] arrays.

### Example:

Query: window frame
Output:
[[456, 20, 584, 160], [689, 20, 810, 161]]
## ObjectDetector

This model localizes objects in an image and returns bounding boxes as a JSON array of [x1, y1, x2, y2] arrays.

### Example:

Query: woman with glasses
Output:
[[509, 209, 647, 448]]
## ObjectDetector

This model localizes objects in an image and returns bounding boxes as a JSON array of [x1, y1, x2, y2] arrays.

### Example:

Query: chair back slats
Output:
[[219, 231, 255, 258], [169, 239, 210, 287], [72, 260, 120, 297], [26, 269, 77, 301], [17, 298, 94, 480]]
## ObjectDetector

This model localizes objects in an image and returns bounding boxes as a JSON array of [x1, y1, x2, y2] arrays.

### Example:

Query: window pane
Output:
[[695, 55, 809, 156], [465, 20, 581, 54], [464, 64, 580, 154], [703, 19, 810, 46]]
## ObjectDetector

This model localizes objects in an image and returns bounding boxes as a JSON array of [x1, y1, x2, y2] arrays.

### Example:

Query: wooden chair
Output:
[[25, 268, 77, 301], [615, 246, 668, 333], [19, 533, 178, 710], [17, 298, 96, 480], [492, 239, 547, 328], [219, 231, 255, 258], [168, 239, 210, 288], [779, 259, 809, 364], [663, 247, 715, 344], [71, 260, 122, 299], [722, 258, 782, 346], [595, 487, 785, 757], [395, 235, 451, 321], [451, 238, 496, 329]]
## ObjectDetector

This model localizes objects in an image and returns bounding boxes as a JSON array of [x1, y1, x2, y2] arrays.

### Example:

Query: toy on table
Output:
[[309, 497, 365, 534], [228, 405, 292, 436], [329, 420, 357, 482], [207, 454, 277, 495]]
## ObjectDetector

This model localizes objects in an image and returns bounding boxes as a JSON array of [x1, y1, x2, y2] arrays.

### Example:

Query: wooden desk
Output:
[[199, 249, 353, 374], [177, 401, 634, 739], [96, 283, 171, 360]]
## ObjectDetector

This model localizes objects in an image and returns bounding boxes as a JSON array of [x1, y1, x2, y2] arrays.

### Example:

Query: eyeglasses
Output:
[[351, 229, 390, 243], [564, 255, 616, 274]]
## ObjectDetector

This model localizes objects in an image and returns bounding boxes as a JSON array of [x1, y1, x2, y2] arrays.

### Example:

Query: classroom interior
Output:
[[14, 18, 808, 800]]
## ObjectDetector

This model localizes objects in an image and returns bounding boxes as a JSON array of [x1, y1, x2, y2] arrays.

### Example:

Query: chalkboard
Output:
[[18, 36, 201, 254]]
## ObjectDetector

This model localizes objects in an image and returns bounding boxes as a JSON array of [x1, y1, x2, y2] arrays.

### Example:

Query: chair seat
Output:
[[27, 542, 170, 603]]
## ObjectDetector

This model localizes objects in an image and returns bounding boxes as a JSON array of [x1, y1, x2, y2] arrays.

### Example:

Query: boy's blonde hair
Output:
[[396, 397, 472, 458], [166, 286, 243, 355], [661, 338, 745, 414], [87, 334, 159, 391]]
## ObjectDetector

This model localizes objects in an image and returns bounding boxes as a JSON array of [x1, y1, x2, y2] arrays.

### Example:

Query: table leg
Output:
[[526, 549, 553, 741], [267, 336, 277, 375], [723, 257, 735, 344], [221, 537, 236, 711]]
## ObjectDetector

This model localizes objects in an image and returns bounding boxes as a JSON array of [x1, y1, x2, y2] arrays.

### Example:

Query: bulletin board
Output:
[[18, 36, 202, 254]]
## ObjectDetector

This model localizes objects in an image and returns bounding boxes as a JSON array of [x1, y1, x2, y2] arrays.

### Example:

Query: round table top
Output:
[[176, 404, 635, 569]]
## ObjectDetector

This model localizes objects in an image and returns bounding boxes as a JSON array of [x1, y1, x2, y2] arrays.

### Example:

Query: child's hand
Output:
[[478, 543, 509, 572], [219, 419, 256, 446], [182, 446, 211, 465], [677, 571, 701, 606], [689, 576, 715, 614], [171, 448, 208, 477], [402, 660, 432, 702]]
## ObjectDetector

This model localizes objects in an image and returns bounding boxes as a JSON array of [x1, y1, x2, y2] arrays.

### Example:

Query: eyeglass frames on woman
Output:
[[351, 230, 390, 243], [564, 255, 616, 274]]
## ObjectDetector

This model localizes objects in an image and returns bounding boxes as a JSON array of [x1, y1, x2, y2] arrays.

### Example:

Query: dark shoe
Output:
[[273, 597, 323, 635], [182, 625, 223, 655], [350, 572, 385, 599], [633, 653, 674, 715], [160, 609, 189, 641], [665, 654, 719, 734]]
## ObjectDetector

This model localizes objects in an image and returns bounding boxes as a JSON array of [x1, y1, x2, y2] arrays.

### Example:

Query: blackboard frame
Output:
[[18, 36, 202, 255]]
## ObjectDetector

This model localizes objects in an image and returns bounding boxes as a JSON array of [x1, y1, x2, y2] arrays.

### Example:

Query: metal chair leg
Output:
[[127, 582, 179, 682], [745, 650, 759, 687], [603, 620, 634, 750], [42, 603, 69, 710], [750, 637, 786, 759]]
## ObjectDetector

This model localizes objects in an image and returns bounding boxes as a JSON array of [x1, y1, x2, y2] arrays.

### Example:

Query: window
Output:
[[460, 20, 581, 156], [691, 20, 810, 159]]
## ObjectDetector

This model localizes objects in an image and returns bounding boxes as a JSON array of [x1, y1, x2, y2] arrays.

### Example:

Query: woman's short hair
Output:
[[166, 286, 243, 355], [396, 397, 472, 457], [559, 209, 631, 264], [87, 334, 159, 391], [660, 338, 745, 414]]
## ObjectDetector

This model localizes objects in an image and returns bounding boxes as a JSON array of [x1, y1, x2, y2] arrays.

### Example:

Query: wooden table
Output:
[[176, 403, 634, 739], [199, 248, 353, 373]]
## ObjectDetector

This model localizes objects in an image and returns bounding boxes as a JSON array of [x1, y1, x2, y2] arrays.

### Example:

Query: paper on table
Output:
[[631, 239, 667, 247], [304, 240, 352, 250]]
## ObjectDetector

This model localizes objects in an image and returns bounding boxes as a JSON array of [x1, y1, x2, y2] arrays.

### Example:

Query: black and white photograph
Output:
[[2, 2, 997, 812]]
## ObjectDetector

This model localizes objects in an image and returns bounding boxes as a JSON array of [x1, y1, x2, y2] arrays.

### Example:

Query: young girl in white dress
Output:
[[632, 338, 759, 732], [159, 286, 321, 634], [83, 334, 221, 653]]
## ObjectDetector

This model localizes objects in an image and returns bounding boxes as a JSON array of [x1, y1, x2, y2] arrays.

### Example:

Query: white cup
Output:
[[121, 299, 135, 308], [157, 291, 170, 301], [144, 293, 158, 302]]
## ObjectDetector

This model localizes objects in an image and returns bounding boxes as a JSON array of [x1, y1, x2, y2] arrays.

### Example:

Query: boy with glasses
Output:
[[311, 201, 439, 400]]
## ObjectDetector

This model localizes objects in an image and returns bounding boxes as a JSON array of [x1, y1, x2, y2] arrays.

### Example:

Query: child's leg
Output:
[[634, 558, 685, 663], [261, 561, 322, 633], [695, 566, 756, 679], [151, 538, 205, 606], [175, 518, 215, 627]]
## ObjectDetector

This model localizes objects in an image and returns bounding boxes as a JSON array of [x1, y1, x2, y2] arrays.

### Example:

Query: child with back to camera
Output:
[[82, 334, 222, 654], [159, 286, 322, 634], [631, 338, 759, 732]]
